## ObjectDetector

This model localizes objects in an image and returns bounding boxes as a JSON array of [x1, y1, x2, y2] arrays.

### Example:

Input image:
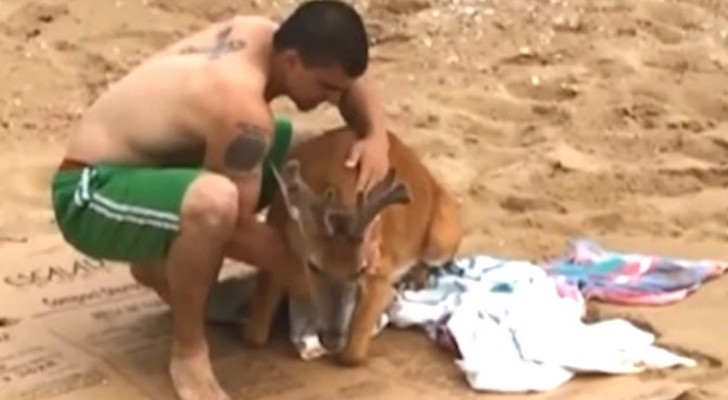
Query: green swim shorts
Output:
[[51, 117, 293, 263]]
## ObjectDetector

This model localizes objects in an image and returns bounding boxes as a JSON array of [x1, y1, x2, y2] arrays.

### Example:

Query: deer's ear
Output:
[[322, 208, 352, 237], [284, 179, 299, 197], [283, 159, 301, 177], [323, 186, 336, 203]]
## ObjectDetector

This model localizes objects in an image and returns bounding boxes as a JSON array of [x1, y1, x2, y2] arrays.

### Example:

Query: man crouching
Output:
[[51, 1, 391, 399]]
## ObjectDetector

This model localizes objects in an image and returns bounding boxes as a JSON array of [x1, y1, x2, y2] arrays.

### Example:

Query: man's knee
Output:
[[180, 173, 238, 234]]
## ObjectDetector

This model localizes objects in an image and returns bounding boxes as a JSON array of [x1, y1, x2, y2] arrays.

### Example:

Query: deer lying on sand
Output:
[[243, 126, 463, 366]]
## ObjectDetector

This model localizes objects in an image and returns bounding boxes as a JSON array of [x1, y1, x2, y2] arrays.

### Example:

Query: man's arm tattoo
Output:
[[178, 25, 247, 59], [222, 123, 270, 181]]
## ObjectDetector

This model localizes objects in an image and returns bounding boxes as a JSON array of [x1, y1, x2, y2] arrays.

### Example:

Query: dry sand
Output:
[[1, 0, 728, 398]]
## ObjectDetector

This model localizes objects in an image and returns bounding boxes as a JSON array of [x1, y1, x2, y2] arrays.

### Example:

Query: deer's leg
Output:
[[421, 190, 463, 267], [243, 270, 285, 347], [338, 268, 394, 366]]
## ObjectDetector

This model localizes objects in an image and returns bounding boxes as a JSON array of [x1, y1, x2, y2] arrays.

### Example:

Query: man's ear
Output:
[[282, 49, 303, 70]]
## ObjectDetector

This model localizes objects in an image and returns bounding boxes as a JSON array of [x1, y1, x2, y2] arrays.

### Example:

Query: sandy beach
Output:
[[2, 0, 728, 398]]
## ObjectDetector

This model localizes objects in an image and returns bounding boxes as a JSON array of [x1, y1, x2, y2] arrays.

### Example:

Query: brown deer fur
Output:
[[243, 126, 463, 366]]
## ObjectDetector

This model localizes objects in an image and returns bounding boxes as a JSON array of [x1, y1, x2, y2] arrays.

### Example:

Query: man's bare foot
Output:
[[169, 349, 230, 400]]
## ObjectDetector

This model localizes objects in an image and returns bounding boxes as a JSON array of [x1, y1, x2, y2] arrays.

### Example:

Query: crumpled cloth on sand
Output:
[[545, 239, 728, 305], [205, 251, 702, 393], [385, 256, 697, 393]]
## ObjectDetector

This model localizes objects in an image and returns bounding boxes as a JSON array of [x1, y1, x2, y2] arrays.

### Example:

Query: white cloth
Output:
[[385, 256, 697, 393], [207, 258, 696, 393], [288, 294, 390, 360]]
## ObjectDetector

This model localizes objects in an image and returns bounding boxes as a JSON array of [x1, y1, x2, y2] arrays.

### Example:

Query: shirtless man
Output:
[[50, 1, 390, 399]]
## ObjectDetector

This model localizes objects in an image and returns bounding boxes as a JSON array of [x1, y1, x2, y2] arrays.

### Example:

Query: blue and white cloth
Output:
[[385, 255, 696, 393]]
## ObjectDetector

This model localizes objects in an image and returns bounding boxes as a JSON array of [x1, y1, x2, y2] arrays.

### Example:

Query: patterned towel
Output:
[[545, 239, 728, 305]]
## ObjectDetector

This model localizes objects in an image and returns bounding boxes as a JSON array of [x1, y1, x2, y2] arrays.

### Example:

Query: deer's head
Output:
[[277, 158, 411, 283]]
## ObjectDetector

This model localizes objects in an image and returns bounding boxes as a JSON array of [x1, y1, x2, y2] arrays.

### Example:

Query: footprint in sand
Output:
[[421, 152, 478, 195], [440, 109, 550, 148], [635, 18, 686, 45], [2, 160, 58, 213], [675, 387, 726, 400], [368, 0, 431, 15], [638, 0, 710, 33], [444, 92, 571, 125], [0, 154, 61, 238], [587, 54, 638, 80], [496, 48, 572, 67], [617, 98, 669, 129], [641, 45, 721, 74], [503, 72, 581, 102], [498, 193, 568, 215], [682, 89, 728, 123], [3, 165, 53, 211], [680, 129, 728, 164], [0, 317, 20, 327], [584, 211, 626, 232], [659, 164, 728, 189], [53, 40, 126, 99], [0, 2, 69, 39], [633, 0, 722, 68], [544, 141, 614, 173], [145, 0, 242, 21], [614, 81, 691, 130]]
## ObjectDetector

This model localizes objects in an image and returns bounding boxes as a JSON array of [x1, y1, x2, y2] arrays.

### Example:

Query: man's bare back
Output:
[[66, 16, 276, 170], [51, 3, 390, 400]]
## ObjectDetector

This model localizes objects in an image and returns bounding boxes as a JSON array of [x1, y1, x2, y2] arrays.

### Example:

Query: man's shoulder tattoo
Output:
[[223, 122, 270, 173], [178, 25, 247, 60]]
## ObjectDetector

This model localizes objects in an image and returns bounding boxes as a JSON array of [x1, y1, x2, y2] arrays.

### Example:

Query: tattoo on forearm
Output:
[[223, 122, 270, 180], [178, 25, 247, 59]]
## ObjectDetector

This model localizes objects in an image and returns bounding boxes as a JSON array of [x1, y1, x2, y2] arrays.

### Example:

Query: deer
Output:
[[242, 125, 463, 366]]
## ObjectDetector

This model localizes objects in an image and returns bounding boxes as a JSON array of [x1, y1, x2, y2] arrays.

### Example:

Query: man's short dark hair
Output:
[[273, 0, 369, 77]]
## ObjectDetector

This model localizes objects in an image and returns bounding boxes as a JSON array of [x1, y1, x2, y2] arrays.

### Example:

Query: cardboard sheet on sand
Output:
[[0, 235, 717, 400]]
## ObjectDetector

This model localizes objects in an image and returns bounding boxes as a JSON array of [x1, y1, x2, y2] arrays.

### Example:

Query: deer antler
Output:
[[353, 168, 411, 236], [279, 161, 411, 240]]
